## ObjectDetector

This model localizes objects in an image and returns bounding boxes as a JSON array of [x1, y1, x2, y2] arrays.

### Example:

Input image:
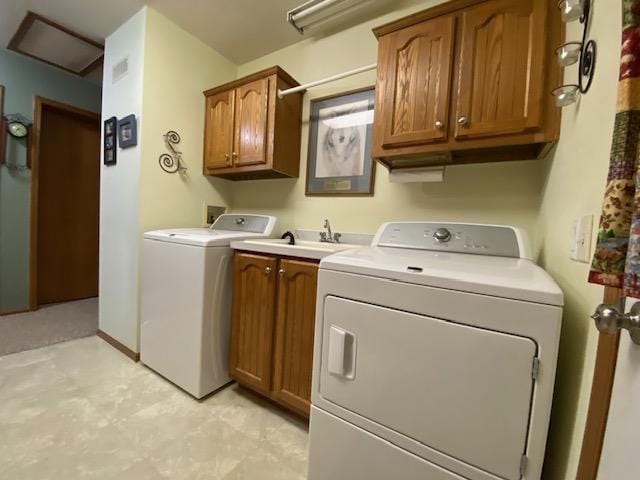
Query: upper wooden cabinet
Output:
[[372, 0, 562, 170], [380, 15, 455, 149], [203, 67, 303, 180], [204, 90, 234, 171], [454, 0, 546, 139]]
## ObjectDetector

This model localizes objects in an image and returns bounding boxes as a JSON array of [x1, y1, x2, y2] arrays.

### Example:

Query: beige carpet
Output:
[[0, 298, 98, 357]]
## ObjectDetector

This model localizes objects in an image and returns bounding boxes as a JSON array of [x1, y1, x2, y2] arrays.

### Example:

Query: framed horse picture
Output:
[[305, 86, 375, 196]]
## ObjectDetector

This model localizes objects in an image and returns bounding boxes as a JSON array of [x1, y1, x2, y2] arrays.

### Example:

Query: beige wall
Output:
[[231, 0, 544, 237], [102, 0, 622, 474], [139, 8, 237, 235], [538, 1, 621, 478], [229, 1, 622, 479]]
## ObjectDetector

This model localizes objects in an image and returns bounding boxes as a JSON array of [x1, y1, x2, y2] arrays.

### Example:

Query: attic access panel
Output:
[[8, 11, 104, 77]]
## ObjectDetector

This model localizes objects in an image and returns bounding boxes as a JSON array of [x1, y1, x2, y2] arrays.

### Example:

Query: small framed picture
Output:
[[306, 86, 376, 196], [118, 114, 137, 148], [103, 116, 117, 166]]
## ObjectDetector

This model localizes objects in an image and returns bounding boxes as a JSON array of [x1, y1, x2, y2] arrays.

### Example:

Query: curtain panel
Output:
[[589, 0, 640, 297]]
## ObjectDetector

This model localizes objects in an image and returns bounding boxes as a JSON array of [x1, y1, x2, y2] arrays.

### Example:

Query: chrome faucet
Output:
[[319, 219, 341, 243]]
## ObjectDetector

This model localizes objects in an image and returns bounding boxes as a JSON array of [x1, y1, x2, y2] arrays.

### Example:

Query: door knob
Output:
[[457, 116, 469, 126], [435, 120, 445, 130], [264, 266, 272, 275], [592, 302, 640, 345]]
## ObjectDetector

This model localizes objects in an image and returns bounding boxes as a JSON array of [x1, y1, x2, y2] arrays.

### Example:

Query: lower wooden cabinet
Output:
[[229, 252, 318, 417]]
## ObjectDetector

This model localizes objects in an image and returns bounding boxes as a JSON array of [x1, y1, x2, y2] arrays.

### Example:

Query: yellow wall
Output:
[[139, 8, 237, 235], [119, 1, 621, 475], [229, 1, 621, 479], [231, 0, 544, 236], [538, 1, 621, 478]]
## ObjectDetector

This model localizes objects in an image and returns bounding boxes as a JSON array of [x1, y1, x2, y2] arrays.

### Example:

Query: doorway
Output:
[[30, 96, 100, 308]]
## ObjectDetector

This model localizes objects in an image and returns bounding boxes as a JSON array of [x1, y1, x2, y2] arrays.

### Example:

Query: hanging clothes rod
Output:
[[277, 63, 377, 98]]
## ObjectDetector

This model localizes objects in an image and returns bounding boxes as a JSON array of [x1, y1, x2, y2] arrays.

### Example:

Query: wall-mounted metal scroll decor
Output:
[[159, 130, 187, 174], [552, 0, 597, 107]]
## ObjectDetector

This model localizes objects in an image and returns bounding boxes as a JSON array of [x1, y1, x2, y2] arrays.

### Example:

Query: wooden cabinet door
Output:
[[233, 78, 270, 167], [379, 15, 455, 148], [454, 0, 546, 139], [272, 259, 318, 416], [204, 90, 234, 170], [229, 253, 277, 394]]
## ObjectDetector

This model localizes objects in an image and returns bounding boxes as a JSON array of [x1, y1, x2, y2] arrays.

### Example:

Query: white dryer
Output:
[[140, 214, 276, 399], [308, 222, 563, 480]]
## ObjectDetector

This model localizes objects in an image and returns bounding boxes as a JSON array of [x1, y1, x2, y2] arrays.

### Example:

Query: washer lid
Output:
[[320, 246, 563, 306], [143, 214, 277, 247]]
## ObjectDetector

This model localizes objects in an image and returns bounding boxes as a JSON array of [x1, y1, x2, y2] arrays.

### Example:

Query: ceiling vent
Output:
[[111, 57, 129, 84], [8, 11, 104, 77]]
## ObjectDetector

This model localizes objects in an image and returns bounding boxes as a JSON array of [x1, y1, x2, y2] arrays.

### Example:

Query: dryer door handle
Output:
[[328, 325, 356, 379]]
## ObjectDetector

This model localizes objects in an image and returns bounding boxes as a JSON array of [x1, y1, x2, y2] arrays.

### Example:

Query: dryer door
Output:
[[318, 296, 537, 480]]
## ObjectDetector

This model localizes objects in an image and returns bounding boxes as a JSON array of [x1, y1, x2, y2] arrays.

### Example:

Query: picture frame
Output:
[[306, 86, 376, 196], [118, 114, 137, 148], [103, 116, 117, 166]]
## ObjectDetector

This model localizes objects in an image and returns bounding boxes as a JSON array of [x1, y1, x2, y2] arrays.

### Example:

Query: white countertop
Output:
[[231, 229, 374, 260]]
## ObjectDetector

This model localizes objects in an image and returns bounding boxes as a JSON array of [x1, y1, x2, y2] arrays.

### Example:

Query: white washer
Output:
[[308, 222, 563, 480], [140, 214, 276, 398]]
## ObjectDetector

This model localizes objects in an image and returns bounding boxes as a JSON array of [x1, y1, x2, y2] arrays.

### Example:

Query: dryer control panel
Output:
[[372, 222, 531, 259]]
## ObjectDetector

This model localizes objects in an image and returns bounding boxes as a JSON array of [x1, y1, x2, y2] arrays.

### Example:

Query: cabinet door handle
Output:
[[232, 152, 238, 157], [435, 120, 444, 130], [457, 116, 469, 126], [264, 266, 272, 275], [225, 153, 230, 159], [278, 269, 285, 275]]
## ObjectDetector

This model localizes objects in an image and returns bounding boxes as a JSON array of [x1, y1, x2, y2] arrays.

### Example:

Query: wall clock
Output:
[[7, 120, 28, 138]]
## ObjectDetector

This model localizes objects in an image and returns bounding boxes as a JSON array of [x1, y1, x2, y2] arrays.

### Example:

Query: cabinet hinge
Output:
[[520, 454, 528, 477], [532, 357, 540, 381]]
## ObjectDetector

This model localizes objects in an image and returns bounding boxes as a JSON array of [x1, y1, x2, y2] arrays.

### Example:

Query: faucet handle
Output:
[[333, 232, 342, 243], [319, 232, 327, 241]]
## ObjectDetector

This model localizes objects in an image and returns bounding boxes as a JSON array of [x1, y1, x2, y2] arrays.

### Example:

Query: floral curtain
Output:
[[589, 0, 640, 296]]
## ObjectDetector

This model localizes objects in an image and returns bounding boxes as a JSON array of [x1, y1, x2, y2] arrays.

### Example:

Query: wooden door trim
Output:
[[97, 329, 140, 362], [575, 286, 623, 480], [29, 96, 100, 309]]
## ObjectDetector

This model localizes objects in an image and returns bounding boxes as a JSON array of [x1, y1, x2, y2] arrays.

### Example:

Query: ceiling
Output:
[[0, 0, 421, 66]]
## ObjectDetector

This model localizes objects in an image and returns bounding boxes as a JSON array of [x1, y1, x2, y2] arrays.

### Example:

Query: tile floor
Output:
[[0, 336, 309, 479]]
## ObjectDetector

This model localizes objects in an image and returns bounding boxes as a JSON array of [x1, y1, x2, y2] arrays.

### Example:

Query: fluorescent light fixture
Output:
[[287, 0, 374, 34]]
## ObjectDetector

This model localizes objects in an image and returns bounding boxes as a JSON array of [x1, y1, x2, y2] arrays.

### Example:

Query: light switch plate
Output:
[[570, 214, 593, 263]]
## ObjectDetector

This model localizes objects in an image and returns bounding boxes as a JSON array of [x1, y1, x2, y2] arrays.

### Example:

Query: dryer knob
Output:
[[433, 228, 452, 243]]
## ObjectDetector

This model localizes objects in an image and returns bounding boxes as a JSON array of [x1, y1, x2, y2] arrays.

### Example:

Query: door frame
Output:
[[29, 96, 100, 310], [576, 286, 623, 480]]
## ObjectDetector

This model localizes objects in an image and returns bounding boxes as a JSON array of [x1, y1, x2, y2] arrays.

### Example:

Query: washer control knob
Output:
[[433, 228, 452, 243]]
